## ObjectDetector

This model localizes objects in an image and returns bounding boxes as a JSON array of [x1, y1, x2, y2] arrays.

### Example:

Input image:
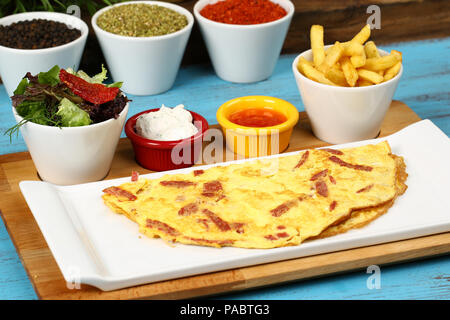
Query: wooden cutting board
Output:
[[1, 100, 449, 300]]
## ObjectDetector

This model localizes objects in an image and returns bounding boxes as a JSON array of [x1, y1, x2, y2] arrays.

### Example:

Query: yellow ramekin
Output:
[[216, 96, 299, 158]]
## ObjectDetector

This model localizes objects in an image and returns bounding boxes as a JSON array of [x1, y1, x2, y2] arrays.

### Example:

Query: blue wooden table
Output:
[[0, 38, 449, 300]]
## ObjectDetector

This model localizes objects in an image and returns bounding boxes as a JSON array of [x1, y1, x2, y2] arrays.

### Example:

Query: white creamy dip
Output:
[[135, 104, 198, 141]]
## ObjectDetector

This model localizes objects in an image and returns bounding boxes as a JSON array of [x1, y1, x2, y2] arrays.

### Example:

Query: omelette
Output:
[[102, 141, 407, 249]]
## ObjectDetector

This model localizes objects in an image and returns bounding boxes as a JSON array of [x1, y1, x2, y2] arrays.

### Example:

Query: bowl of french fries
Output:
[[292, 24, 403, 144]]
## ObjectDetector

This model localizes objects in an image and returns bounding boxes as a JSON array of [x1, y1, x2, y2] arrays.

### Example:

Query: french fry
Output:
[[350, 24, 371, 44], [350, 50, 366, 68], [344, 42, 364, 56], [391, 50, 403, 62], [343, 42, 366, 68], [325, 67, 348, 86], [357, 79, 373, 86], [357, 69, 384, 84], [383, 61, 402, 81], [310, 25, 325, 67], [364, 52, 402, 71], [297, 56, 314, 74], [299, 58, 337, 86], [341, 57, 358, 87], [318, 41, 344, 73], [365, 42, 383, 76], [364, 41, 380, 58]]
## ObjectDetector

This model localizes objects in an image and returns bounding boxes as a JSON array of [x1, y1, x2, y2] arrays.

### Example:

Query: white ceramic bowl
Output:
[[92, 1, 194, 96], [194, 0, 294, 83], [13, 103, 129, 185], [292, 46, 403, 144], [0, 12, 88, 97]]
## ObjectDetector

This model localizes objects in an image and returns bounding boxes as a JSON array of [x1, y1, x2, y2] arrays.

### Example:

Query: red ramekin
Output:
[[125, 108, 209, 172]]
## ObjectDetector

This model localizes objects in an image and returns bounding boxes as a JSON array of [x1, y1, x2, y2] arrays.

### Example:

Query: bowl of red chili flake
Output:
[[194, 0, 294, 83]]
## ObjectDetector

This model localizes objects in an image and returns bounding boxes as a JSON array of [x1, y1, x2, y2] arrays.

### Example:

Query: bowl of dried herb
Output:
[[92, 1, 194, 96]]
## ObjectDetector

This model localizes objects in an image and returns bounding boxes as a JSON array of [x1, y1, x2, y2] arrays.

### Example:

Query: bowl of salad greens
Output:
[[7, 65, 129, 185]]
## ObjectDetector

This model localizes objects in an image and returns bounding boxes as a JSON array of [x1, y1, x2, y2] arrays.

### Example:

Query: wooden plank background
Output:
[[0, 0, 449, 76], [77, 0, 450, 73]]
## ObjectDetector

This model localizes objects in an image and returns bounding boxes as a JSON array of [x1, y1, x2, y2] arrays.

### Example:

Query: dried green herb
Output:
[[97, 4, 188, 37]]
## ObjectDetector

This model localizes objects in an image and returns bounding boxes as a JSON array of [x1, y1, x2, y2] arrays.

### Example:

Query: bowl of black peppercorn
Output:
[[0, 11, 89, 96]]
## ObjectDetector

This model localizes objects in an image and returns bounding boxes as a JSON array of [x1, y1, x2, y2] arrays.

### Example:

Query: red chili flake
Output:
[[329, 200, 337, 211], [203, 209, 231, 232], [329, 156, 373, 171], [131, 171, 139, 182], [178, 203, 198, 216], [193, 170, 204, 176], [160, 180, 196, 188], [310, 169, 328, 181], [329, 175, 336, 184], [294, 150, 309, 169], [321, 148, 344, 155], [276, 232, 289, 238], [146, 219, 180, 237], [357, 184, 374, 193], [59, 69, 119, 105], [315, 181, 329, 197], [200, 0, 287, 25], [277, 225, 286, 230], [264, 235, 278, 241], [102, 186, 137, 201]]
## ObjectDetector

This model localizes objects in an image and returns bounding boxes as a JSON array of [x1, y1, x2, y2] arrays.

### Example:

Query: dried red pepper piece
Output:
[[59, 69, 119, 105]]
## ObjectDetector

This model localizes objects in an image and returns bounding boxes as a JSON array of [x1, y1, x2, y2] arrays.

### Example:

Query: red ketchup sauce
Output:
[[228, 108, 287, 127]]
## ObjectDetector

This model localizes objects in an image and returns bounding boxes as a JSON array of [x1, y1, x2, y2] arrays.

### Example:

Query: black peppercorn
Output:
[[0, 19, 81, 49]]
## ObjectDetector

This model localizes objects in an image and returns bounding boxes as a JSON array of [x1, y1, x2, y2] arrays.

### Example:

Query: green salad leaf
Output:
[[16, 100, 57, 126], [89, 64, 108, 83], [6, 64, 128, 142], [107, 81, 123, 88], [66, 64, 122, 88], [56, 98, 92, 127], [13, 78, 29, 95], [16, 100, 47, 122], [5, 100, 62, 141], [37, 65, 60, 86], [66, 65, 107, 84]]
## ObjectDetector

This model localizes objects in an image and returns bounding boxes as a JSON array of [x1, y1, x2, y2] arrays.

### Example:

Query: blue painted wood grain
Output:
[[0, 37, 448, 300], [218, 257, 450, 300]]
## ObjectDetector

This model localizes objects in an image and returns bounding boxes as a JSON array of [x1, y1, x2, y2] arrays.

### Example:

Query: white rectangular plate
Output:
[[20, 120, 450, 291]]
